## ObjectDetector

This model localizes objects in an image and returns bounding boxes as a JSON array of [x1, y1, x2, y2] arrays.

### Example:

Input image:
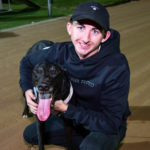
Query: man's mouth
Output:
[[79, 42, 90, 50]]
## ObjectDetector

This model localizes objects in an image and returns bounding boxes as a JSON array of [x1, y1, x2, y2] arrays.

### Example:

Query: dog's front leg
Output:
[[64, 119, 74, 150], [22, 99, 30, 118], [37, 118, 45, 150]]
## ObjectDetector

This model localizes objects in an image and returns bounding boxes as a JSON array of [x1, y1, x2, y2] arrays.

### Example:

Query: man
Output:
[[20, 1, 131, 150]]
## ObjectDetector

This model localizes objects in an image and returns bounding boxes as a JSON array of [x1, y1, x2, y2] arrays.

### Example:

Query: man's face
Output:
[[67, 20, 105, 59]]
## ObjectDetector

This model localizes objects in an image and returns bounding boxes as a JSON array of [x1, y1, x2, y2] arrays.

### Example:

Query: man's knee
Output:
[[80, 132, 119, 150], [80, 132, 101, 150], [23, 123, 38, 145]]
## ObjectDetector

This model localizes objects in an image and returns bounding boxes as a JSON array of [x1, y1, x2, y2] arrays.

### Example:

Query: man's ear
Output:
[[102, 30, 111, 43], [66, 22, 72, 35]]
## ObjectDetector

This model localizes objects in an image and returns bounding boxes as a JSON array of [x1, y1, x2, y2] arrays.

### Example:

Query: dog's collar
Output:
[[33, 87, 38, 98], [64, 82, 73, 104], [33, 82, 73, 104]]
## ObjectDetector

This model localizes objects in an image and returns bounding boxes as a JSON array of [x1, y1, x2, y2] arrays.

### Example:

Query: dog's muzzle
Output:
[[33, 87, 52, 121], [34, 82, 73, 121]]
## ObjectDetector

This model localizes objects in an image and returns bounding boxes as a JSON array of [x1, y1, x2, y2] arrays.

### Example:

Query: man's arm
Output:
[[19, 55, 34, 94]]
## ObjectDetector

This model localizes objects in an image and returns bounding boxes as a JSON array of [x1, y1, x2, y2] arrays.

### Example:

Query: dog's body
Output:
[[22, 40, 54, 118], [22, 41, 74, 150], [33, 62, 74, 150], [24, 62, 74, 150]]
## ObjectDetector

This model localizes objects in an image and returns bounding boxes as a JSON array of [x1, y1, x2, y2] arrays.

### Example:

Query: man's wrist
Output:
[[63, 104, 68, 113]]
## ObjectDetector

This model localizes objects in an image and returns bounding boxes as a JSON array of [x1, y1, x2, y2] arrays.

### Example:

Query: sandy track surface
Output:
[[0, 0, 150, 149]]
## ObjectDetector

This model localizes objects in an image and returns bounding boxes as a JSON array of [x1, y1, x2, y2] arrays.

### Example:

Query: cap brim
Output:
[[71, 14, 107, 30]]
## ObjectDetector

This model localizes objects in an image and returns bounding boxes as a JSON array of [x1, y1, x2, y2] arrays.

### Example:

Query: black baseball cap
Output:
[[70, 1, 110, 31]]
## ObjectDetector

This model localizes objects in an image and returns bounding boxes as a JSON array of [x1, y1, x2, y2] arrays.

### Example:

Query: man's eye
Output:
[[77, 26, 83, 30], [93, 29, 99, 34]]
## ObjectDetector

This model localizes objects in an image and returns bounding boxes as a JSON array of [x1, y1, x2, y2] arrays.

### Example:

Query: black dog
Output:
[[21, 40, 74, 150], [24, 62, 74, 150], [22, 40, 54, 118], [32, 62, 73, 119]]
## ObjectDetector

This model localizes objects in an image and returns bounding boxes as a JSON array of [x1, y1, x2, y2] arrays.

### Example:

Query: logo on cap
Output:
[[90, 5, 99, 11]]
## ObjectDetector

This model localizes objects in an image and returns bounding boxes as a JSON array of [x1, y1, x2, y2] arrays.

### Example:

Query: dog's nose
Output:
[[38, 84, 49, 91]]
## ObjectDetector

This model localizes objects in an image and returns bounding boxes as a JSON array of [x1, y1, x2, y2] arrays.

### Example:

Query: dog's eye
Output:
[[36, 68, 44, 74], [49, 70, 57, 77], [49, 66, 58, 77], [33, 74, 38, 79]]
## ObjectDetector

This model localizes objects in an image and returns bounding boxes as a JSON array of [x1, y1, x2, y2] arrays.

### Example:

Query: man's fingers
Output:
[[28, 101, 38, 114], [26, 89, 36, 100], [25, 89, 38, 114], [30, 107, 37, 114], [27, 99, 38, 107]]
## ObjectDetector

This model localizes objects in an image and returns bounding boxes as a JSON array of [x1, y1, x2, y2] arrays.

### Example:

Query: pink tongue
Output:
[[37, 98, 51, 121]]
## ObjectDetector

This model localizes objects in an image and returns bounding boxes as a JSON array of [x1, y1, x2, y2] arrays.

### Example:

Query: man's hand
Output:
[[53, 100, 68, 112], [25, 89, 38, 114]]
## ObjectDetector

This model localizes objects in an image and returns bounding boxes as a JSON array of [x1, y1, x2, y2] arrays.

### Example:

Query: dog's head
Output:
[[32, 62, 72, 121], [33, 62, 62, 96]]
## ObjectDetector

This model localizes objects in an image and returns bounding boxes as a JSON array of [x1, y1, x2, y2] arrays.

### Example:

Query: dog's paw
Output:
[[22, 114, 28, 118], [30, 147, 38, 150]]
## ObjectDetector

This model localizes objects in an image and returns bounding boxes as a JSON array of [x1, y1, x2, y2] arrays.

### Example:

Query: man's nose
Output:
[[82, 31, 90, 43]]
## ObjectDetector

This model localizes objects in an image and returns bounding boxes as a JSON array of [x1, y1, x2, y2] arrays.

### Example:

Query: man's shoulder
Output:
[[109, 53, 129, 71]]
